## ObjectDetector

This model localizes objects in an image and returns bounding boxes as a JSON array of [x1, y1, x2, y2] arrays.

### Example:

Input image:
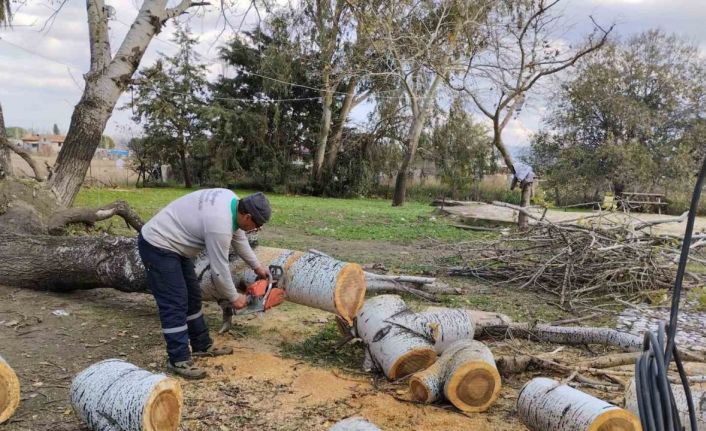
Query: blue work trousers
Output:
[[138, 233, 212, 363]]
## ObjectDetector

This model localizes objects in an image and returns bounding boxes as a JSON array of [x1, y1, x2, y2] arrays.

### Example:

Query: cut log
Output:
[[478, 323, 642, 351], [70, 359, 182, 431], [409, 339, 501, 412], [0, 354, 20, 424], [355, 295, 437, 380], [329, 417, 381, 431], [200, 247, 366, 324], [0, 233, 366, 324], [625, 379, 705, 431], [388, 307, 475, 353], [517, 377, 641, 431]]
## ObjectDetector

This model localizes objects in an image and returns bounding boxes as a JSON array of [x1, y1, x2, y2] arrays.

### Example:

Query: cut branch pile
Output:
[[446, 202, 702, 308]]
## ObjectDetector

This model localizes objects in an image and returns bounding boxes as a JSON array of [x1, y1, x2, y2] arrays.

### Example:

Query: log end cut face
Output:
[[0, 360, 20, 423], [447, 362, 501, 413], [334, 263, 367, 324], [143, 378, 183, 431], [389, 348, 437, 380], [409, 377, 433, 403], [590, 410, 641, 431]]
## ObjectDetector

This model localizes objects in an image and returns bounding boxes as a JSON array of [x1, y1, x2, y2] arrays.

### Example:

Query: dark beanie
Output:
[[241, 192, 271, 226]]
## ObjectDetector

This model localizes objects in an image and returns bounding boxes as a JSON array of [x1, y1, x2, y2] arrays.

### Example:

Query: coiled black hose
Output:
[[635, 155, 706, 431]]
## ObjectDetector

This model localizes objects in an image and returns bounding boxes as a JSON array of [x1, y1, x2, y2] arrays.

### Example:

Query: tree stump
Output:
[[355, 295, 437, 379], [70, 359, 182, 431], [517, 377, 641, 431], [0, 354, 20, 423], [625, 378, 705, 431], [409, 339, 501, 412], [329, 417, 382, 431]]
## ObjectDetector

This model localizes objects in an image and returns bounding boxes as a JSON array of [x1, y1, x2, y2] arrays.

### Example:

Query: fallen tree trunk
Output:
[[0, 354, 20, 424], [70, 359, 182, 431], [0, 233, 366, 323], [478, 322, 642, 351], [625, 379, 706, 431], [517, 377, 641, 431], [355, 295, 437, 380], [409, 339, 501, 412], [329, 417, 381, 431]]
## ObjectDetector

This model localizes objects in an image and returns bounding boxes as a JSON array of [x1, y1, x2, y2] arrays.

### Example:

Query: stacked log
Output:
[[409, 339, 501, 412], [388, 307, 475, 353], [201, 247, 366, 324], [0, 354, 20, 423], [355, 295, 437, 379], [517, 377, 641, 431], [70, 359, 182, 431], [625, 379, 705, 431]]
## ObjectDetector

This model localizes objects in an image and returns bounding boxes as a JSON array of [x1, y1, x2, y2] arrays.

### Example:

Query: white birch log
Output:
[[517, 377, 641, 431], [625, 379, 706, 431], [329, 417, 382, 431], [200, 247, 366, 324], [409, 340, 501, 412], [0, 354, 20, 424], [355, 295, 436, 380], [70, 359, 182, 431], [388, 307, 475, 353], [479, 323, 642, 351]]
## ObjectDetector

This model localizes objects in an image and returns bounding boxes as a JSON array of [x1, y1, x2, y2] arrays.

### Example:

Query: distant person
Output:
[[138, 189, 272, 379]]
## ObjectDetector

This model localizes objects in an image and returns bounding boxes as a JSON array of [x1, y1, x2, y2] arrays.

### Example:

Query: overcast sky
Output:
[[1, 0, 705, 148]]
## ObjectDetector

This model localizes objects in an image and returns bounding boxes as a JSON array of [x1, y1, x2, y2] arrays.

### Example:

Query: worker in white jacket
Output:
[[138, 189, 272, 379]]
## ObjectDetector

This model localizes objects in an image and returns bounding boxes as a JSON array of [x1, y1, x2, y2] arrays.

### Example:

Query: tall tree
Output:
[[130, 26, 210, 188], [355, 0, 492, 206], [431, 99, 494, 199], [529, 30, 706, 202], [455, 0, 612, 226], [47, 0, 211, 206], [52, 124, 61, 135]]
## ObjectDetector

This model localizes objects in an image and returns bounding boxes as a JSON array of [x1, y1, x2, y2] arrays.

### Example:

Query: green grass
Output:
[[75, 187, 484, 243]]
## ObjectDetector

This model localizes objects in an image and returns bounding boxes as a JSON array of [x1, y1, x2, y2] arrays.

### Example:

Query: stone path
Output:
[[617, 302, 706, 352]]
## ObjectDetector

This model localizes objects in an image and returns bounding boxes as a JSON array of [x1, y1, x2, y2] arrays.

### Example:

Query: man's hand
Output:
[[254, 265, 271, 280], [231, 294, 249, 310]]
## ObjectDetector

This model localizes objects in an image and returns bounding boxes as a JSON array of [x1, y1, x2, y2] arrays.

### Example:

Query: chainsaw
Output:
[[218, 265, 286, 333], [235, 265, 286, 315]]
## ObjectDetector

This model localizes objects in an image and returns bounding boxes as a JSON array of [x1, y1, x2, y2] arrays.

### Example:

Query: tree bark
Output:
[[625, 378, 705, 431], [0, 103, 11, 179], [71, 359, 182, 431], [0, 354, 20, 424], [518, 182, 532, 229], [178, 144, 191, 188], [323, 78, 360, 174], [329, 417, 381, 431], [3, 141, 45, 181], [517, 378, 641, 431], [313, 77, 334, 185], [47, 200, 144, 235]]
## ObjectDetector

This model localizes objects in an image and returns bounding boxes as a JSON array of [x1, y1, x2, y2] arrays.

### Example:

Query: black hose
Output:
[[635, 155, 706, 431]]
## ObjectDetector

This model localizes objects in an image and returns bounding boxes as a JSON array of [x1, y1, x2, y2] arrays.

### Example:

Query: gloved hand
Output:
[[254, 265, 271, 280]]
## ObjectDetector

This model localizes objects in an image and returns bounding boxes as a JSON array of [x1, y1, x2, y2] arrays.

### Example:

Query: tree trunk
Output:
[[0, 354, 20, 424], [517, 378, 641, 431], [178, 144, 191, 188], [518, 182, 532, 229], [0, 103, 11, 179], [409, 339, 501, 413], [329, 417, 381, 431], [323, 78, 359, 175], [49, 0, 181, 207], [492, 122, 514, 176], [354, 295, 437, 379], [0, 234, 366, 324], [71, 359, 182, 431], [313, 74, 334, 185]]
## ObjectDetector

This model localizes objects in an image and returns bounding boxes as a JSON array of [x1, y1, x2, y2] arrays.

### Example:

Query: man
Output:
[[138, 188, 271, 379]]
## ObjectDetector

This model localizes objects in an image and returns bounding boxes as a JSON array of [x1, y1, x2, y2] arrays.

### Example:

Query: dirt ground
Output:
[[0, 226, 620, 431]]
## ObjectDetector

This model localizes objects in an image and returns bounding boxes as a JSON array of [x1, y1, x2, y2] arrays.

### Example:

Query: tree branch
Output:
[[1, 141, 45, 182], [47, 200, 144, 235], [86, 0, 111, 73]]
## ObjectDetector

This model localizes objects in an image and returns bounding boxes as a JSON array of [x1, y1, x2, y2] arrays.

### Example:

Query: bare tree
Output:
[[355, 0, 492, 206], [454, 0, 613, 227]]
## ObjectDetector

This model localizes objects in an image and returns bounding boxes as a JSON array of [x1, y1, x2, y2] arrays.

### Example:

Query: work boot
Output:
[[167, 360, 207, 380], [192, 344, 234, 358]]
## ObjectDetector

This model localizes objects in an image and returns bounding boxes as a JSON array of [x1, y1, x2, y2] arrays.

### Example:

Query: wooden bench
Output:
[[619, 192, 667, 214]]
